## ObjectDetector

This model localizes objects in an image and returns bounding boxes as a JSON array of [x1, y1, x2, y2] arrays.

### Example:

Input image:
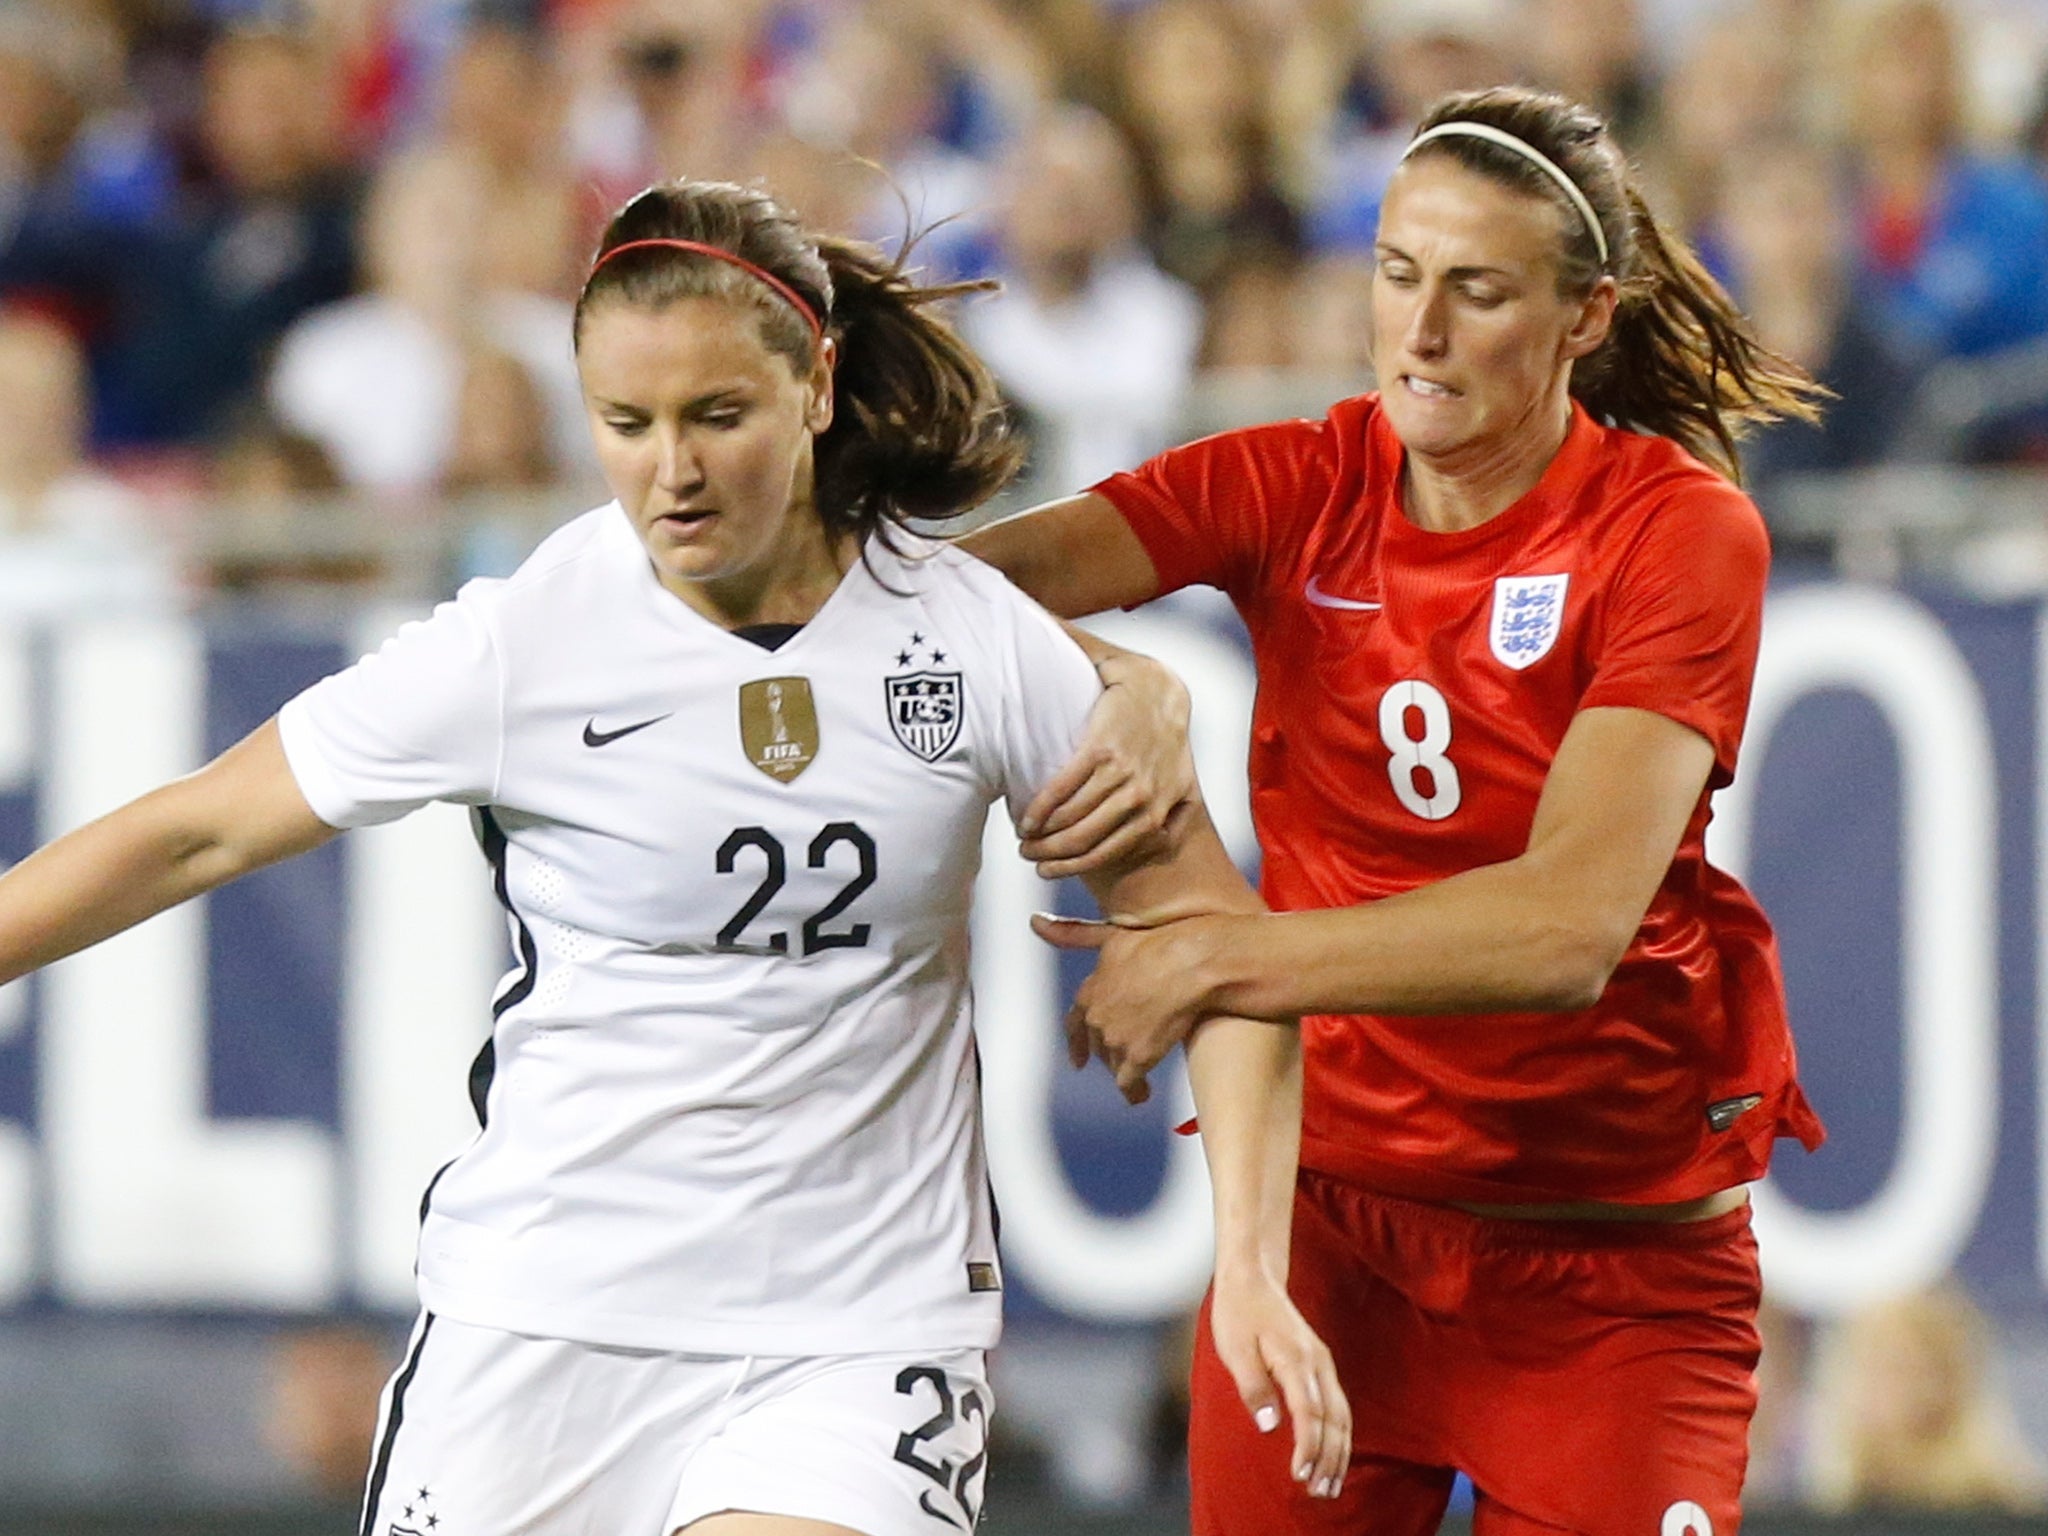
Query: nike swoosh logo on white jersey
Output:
[[1304, 575, 1382, 611], [582, 713, 672, 747]]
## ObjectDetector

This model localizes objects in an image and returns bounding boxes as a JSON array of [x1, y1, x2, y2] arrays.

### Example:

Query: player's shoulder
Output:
[[1192, 393, 1366, 473], [1586, 425, 1767, 549], [869, 532, 1084, 673], [875, 531, 1050, 620]]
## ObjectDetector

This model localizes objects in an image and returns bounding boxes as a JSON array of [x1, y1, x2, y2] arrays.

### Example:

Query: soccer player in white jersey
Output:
[[0, 179, 1348, 1535]]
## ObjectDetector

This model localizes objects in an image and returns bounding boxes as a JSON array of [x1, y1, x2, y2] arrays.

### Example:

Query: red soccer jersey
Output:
[[1097, 394, 1825, 1205]]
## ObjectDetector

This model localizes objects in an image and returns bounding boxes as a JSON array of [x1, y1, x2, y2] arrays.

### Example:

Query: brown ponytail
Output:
[[1408, 87, 1825, 480], [575, 180, 1023, 539]]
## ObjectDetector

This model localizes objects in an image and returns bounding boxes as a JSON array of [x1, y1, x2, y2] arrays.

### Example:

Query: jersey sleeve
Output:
[[1092, 417, 1334, 602], [1578, 482, 1771, 785], [276, 586, 505, 827], [984, 591, 1104, 831]]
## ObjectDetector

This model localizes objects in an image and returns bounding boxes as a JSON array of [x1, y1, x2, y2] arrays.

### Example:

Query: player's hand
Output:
[[1030, 911, 1224, 1100], [1209, 1262, 1350, 1500], [1019, 654, 1195, 879]]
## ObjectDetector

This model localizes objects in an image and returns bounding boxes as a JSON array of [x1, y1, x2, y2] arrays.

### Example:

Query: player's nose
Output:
[[654, 426, 705, 492], [1403, 287, 1449, 359]]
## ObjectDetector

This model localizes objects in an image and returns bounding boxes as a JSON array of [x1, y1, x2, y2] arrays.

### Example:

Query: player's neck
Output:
[[671, 516, 861, 632], [1399, 393, 1572, 534]]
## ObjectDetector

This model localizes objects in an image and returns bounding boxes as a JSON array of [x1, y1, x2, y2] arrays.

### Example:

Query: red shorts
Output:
[[1190, 1169, 1762, 1536]]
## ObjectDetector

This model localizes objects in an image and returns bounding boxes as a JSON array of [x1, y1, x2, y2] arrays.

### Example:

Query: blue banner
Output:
[[0, 585, 2038, 1322]]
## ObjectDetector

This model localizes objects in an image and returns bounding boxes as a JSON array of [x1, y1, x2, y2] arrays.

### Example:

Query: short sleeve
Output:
[[986, 593, 1104, 830], [277, 587, 505, 827], [1092, 416, 1335, 603], [1578, 483, 1770, 786]]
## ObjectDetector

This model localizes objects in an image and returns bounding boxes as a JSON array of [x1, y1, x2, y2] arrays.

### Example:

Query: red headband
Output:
[[587, 238, 825, 342]]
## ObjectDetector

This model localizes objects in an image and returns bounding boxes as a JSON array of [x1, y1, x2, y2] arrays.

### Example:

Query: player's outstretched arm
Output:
[[0, 719, 336, 986], [1185, 1010, 1348, 1500], [1064, 805, 1349, 1500], [1040, 707, 1719, 1052]]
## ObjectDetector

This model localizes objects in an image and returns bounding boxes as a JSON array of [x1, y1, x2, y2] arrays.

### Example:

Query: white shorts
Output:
[[359, 1313, 993, 1536]]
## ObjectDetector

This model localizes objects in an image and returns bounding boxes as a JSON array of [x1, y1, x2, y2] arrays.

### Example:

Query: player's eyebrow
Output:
[[1373, 241, 1516, 282], [592, 384, 752, 413]]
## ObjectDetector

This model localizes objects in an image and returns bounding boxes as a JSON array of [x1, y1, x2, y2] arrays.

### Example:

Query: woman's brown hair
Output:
[[1407, 86, 1825, 479], [573, 180, 1023, 540]]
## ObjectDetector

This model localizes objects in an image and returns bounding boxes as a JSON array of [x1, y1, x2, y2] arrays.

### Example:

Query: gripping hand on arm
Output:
[[1019, 632, 1195, 879], [960, 494, 1194, 879]]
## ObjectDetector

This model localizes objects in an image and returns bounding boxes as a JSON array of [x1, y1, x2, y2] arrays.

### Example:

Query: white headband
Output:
[[1402, 121, 1610, 268]]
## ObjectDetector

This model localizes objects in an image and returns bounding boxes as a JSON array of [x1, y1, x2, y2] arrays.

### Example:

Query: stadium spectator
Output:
[[0, 21, 353, 450], [1523, 0, 1653, 142], [1717, 139, 1915, 502], [965, 106, 1201, 495], [0, 6, 177, 377], [1806, 1282, 2048, 1512], [1641, 3, 1802, 251], [1289, 251, 1377, 378], [1744, 1300, 1814, 1510], [440, 346, 564, 500], [1305, 0, 1518, 252], [438, 16, 580, 298], [199, 408, 378, 595], [1198, 256, 1304, 373], [81, 23, 361, 448], [1113, 0, 1299, 291], [267, 144, 587, 494], [0, 308, 177, 619], [769, 0, 1054, 271], [265, 1319, 398, 1504], [1841, 0, 2048, 365], [562, 0, 767, 220]]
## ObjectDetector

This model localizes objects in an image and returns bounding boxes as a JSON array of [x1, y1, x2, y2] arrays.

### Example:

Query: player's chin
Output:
[[1382, 395, 1471, 453]]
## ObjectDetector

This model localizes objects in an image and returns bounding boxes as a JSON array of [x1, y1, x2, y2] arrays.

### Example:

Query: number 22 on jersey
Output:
[[714, 821, 878, 955]]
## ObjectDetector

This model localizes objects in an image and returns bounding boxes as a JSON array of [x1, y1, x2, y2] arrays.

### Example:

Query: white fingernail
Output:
[[1254, 1405, 1280, 1433], [1315, 1478, 1336, 1499]]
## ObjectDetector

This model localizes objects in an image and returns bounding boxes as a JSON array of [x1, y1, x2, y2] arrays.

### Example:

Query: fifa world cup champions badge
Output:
[[740, 677, 820, 782]]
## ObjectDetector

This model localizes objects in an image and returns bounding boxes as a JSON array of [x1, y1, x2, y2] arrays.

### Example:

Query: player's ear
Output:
[[805, 338, 836, 434], [1562, 276, 1617, 362]]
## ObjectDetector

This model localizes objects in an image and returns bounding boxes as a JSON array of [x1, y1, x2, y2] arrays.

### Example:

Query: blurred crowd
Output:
[[7, 0, 2048, 599]]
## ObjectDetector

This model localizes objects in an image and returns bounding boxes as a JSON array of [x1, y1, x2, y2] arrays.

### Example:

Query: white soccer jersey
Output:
[[277, 505, 1100, 1355]]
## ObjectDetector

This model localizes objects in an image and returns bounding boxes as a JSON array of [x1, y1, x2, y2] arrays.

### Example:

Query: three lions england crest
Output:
[[1489, 573, 1570, 669]]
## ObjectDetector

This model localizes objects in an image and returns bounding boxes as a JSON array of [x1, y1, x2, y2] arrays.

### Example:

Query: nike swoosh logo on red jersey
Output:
[[1304, 575, 1381, 611]]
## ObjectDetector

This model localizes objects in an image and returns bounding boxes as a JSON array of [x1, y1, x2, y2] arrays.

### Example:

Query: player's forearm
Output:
[[1200, 853, 1631, 1020], [1185, 1014, 1301, 1278], [0, 789, 252, 983], [0, 723, 336, 985], [1091, 800, 1263, 927]]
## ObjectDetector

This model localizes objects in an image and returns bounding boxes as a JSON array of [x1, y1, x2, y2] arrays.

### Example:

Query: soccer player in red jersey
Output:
[[966, 87, 1830, 1536]]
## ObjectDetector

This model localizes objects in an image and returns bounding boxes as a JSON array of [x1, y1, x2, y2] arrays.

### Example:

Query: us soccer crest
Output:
[[887, 671, 963, 761], [1489, 573, 1570, 669]]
